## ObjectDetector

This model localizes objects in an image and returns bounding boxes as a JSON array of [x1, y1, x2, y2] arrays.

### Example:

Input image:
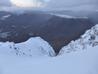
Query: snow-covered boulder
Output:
[[0, 37, 56, 57]]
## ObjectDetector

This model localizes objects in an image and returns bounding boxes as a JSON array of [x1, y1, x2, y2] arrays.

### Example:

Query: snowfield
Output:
[[0, 46, 98, 74], [0, 24, 98, 74]]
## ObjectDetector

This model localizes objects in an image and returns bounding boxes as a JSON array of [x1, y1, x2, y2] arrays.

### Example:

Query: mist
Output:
[[0, 0, 98, 11]]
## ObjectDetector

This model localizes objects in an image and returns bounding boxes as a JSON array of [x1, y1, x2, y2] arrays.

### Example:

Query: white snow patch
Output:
[[0, 14, 11, 20]]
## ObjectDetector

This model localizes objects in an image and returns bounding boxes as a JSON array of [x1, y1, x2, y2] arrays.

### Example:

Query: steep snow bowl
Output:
[[0, 24, 98, 74]]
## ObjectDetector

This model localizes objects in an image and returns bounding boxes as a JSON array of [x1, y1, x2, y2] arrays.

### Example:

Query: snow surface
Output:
[[0, 37, 55, 57], [0, 46, 98, 74], [0, 24, 98, 74], [60, 24, 98, 54]]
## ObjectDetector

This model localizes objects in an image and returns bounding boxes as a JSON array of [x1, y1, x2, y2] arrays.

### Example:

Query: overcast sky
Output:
[[49, 0, 97, 7], [0, 0, 98, 10]]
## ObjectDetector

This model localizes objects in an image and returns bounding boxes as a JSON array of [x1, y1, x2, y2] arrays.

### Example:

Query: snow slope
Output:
[[60, 24, 98, 54], [0, 37, 55, 57], [0, 24, 98, 74], [0, 46, 98, 74]]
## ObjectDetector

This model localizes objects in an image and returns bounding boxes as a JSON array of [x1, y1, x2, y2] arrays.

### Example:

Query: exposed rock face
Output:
[[0, 11, 94, 54]]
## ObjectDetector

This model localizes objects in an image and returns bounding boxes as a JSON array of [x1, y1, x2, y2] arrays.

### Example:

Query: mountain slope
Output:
[[60, 24, 98, 54], [0, 24, 98, 74], [0, 11, 94, 53], [0, 37, 55, 57], [49, 10, 98, 24]]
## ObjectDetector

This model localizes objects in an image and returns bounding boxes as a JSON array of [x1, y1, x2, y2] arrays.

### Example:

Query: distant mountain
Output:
[[49, 10, 98, 24], [0, 11, 94, 54], [87, 11, 98, 24]]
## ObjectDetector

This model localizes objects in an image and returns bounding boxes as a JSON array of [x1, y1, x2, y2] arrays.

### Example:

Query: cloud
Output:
[[0, 0, 11, 6], [47, 0, 98, 8], [0, 0, 49, 7], [0, 0, 98, 10], [10, 0, 42, 8]]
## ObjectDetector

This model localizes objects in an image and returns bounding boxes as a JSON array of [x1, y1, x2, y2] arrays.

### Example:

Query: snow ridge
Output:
[[60, 24, 98, 54], [0, 37, 56, 57]]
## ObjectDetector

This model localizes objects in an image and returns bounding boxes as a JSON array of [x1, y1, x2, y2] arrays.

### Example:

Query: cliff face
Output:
[[0, 11, 94, 54]]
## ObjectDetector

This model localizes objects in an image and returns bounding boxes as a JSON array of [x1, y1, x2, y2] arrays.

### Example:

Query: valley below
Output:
[[0, 11, 96, 53]]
